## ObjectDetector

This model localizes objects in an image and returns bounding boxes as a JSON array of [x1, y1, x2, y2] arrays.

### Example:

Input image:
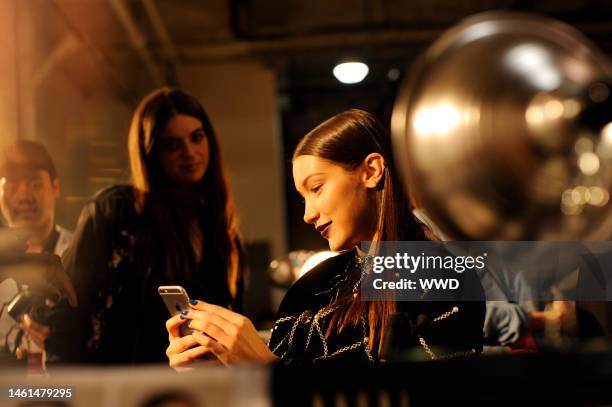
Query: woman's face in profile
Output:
[[293, 155, 378, 251], [157, 114, 210, 185]]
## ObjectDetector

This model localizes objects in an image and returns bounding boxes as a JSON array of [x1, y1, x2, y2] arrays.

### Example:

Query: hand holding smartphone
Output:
[[159, 285, 219, 362], [158, 285, 192, 337], [158, 285, 190, 317]]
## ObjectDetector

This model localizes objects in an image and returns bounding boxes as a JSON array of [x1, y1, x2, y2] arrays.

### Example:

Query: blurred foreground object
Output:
[[5, 354, 611, 406], [392, 12, 612, 240], [0, 230, 77, 308]]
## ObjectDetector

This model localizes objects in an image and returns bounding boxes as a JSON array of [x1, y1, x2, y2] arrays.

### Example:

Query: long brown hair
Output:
[[293, 109, 421, 355], [128, 87, 241, 299]]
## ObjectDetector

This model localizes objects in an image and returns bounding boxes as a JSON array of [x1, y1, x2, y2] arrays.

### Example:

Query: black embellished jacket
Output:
[[268, 250, 485, 365]]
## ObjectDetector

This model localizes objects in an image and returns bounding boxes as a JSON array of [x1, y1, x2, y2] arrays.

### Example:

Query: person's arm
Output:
[[484, 301, 528, 346], [46, 201, 106, 363], [11, 255, 71, 349], [165, 300, 278, 370]]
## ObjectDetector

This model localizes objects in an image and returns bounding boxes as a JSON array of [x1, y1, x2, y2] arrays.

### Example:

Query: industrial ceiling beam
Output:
[[141, 0, 180, 85], [108, 0, 164, 86], [180, 28, 441, 62], [50, 0, 136, 104]]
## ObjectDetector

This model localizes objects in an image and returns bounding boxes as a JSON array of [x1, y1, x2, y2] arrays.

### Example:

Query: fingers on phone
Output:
[[167, 335, 197, 361], [169, 345, 218, 370], [166, 315, 187, 339]]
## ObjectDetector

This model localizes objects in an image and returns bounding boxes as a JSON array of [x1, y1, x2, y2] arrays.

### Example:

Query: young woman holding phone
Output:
[[63, 88, 245, 364], [166, 109, 484, 367]]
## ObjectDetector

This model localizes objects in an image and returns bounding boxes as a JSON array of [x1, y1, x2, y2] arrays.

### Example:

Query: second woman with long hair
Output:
[[62, 87, 245, 364]]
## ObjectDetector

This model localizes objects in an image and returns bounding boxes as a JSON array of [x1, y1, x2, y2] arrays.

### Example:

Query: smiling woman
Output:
[[156, 114, 210, 185], [166, 109, 485, 367], [60, 88, 246, 364], [292, 154, 378, 251]]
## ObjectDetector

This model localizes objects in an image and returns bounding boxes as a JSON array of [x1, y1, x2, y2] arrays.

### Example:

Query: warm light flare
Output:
[[413, 102, 461, 137]]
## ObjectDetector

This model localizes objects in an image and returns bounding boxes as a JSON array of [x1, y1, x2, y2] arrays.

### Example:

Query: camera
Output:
[[6, 287, 55, 325]]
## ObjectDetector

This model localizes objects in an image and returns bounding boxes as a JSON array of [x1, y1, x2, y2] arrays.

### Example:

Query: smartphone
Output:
[[159, 286, 218, 352], [158, 285, 190, 317]]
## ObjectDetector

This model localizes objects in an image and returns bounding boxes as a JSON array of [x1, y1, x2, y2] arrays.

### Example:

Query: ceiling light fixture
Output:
[[333, 62, 369, 84]]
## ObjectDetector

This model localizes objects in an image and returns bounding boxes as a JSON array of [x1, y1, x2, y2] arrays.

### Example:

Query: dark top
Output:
[[268, 249, 485, 365], [51, 185, 244, 364]]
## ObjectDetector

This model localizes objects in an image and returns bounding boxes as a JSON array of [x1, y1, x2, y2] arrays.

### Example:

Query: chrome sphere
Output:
[[392, 12, 612, 240]]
